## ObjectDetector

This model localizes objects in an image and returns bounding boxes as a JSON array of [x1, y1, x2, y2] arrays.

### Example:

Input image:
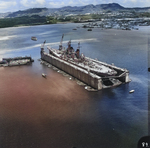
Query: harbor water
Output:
[[0, 23, 149, 148]]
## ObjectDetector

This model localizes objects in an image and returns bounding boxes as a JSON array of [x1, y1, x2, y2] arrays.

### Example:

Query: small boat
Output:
[[31, 36, 37, 41], [129, 90, 134, 93], [87, 28, 92, 31], [42, 73, 47, 78]]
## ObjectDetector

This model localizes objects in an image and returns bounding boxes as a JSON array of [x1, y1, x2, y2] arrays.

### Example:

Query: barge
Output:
[[0, 56, 34, 67], [40, 35, 130, 90]]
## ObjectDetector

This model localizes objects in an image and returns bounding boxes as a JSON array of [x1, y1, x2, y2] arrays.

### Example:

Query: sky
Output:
[[0, 0, 150, 13]]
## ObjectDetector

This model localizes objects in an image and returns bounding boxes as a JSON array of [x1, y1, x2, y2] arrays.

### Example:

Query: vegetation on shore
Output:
[[0, 15, 46, 28]]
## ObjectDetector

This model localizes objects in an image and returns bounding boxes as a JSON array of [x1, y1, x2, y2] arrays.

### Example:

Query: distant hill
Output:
[[0, 12, 11, 18], [5, 8, 49, 18], [2, 3, 150, 18]]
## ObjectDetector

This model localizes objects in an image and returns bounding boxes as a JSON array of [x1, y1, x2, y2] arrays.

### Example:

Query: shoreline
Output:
[[0, 21, 75, 29]]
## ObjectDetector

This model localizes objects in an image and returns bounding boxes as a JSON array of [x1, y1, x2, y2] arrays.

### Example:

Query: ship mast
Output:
[[41, 40, 46, 52], [78, 42, 80, 50], [59, 34, 64, 50]]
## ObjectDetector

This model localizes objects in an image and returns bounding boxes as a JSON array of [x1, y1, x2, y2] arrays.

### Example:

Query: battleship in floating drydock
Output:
[[40, 35, 131, 90]]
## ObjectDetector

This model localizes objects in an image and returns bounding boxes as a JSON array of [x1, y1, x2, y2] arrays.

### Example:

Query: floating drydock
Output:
[[0, 56, 34, 67], [40, 37, 130, 90]]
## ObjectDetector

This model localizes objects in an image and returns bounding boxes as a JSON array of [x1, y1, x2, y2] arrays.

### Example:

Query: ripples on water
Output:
[[0, 24, 149, 148]]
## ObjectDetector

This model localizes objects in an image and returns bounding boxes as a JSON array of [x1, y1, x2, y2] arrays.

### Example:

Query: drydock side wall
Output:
[[41, 52, 103, 90]]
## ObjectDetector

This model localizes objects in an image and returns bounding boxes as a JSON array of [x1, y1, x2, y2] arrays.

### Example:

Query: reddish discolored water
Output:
[[0, 65, 98, 148]]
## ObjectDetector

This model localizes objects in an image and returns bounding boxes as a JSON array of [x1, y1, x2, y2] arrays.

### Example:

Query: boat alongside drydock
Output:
[[42, 73, 47, 78], [40, 35, 131, 90]]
